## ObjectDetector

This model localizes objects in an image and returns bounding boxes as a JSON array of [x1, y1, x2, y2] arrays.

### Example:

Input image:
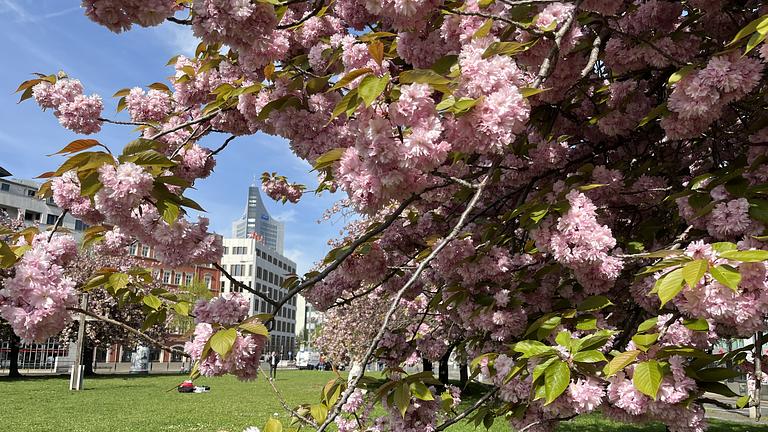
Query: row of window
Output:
[[156, 269, 212, 288], [220, 264, 288, 288], [222, 245, 295, 274]]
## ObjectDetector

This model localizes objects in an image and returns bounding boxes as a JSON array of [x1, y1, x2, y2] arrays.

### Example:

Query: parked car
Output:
[[296, 351, 321, 370]]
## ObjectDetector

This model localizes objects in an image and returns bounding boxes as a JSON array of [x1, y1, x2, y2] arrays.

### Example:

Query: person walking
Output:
[[269, 351, 279, 380]]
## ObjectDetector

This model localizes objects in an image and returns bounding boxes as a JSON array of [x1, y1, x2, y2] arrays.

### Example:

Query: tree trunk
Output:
[[83, 341, 96, 377], [422, 357, 433, 372], [459, 362, 468, 387], [8, 334, 21, 378]]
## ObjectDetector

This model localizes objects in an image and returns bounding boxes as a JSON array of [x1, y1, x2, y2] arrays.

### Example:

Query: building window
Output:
[[233, 246, 248, 254], [185, 273, 193, 286], [232, 264, 245, 277], [0, 183, 8, 191], [46, 214, 58, 225], [75, 220, 87, 231], [129, 244, 137, 255], [27, 189, 36, 197], [257, 267, 262, 279], [24, 210, 40, 222], [248, 265, 253, 276], [220, 281, 225, 292], [174, 272, 182, 285], [223, 246, 229, 255], [163, 271, 171, 284], [141, 245, 150, 257], [268, 272, 274, 284], [204, 275, 212, 289]]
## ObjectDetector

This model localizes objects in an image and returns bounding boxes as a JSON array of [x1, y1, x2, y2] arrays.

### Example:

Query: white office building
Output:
[[0, 178, 89, 235], [220, 237, 297, 359], [231, 182, 285, 254]]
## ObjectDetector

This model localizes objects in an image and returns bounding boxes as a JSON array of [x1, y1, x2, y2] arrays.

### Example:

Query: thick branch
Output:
[[317, 173, 492, 432], [277, 0, 325, 29], [149, 109, 221, 141], [67, 307, 189, 358], [532, 0, 582, 88]]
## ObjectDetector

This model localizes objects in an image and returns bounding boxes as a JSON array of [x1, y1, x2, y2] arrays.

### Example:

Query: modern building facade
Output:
[[0, 178, 89, 235], [231, 183, 285, 254], [221, 237, 297, 359]]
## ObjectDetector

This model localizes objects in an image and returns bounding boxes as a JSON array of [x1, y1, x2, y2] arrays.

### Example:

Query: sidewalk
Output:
[[702, 392, 768, 424]]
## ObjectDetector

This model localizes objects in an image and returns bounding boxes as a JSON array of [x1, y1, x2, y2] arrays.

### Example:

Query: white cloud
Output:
[[283, 248, 311, 274], [273, 208, 298, 223], [156, 24, 199, 57]]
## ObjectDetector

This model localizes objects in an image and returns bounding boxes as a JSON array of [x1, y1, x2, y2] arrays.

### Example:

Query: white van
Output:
[[296, 351, 321, 370]]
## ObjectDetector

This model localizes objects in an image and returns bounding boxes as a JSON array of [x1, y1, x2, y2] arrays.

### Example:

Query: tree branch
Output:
[[277, 0, 325, 29], [435, 387, 499, 430], [210, 135, 237, 156], [259, 366, 319, 428], [149, 109, 221, 141], [47, 210, 68, 242], [317, 173, 493, 432], [67, 307, 189, 358], [532, 0, 582, 88], [99, 117, 154, 127], [213, 262, 279, 307]]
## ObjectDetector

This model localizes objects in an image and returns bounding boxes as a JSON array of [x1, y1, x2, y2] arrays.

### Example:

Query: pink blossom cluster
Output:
[[193, 293, 249, 326], [32, 78, 103, 134], [51, 171, 104, 224], [184, 323, 267, 381], [664, 53, 764, 139], [532, 191, 622, 294], [0, 234, 78, 342], [125, 87, 172, 122], [262, 175, 304, 204], [174, 144, 216, 182], [82, 0, 179, 32]]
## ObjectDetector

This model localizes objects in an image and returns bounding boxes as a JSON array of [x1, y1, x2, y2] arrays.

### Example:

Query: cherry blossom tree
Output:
[[5, 1, 768, 431]]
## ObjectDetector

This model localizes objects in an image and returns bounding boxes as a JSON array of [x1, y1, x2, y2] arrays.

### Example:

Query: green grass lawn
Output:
[[0, 370, 766, 432]]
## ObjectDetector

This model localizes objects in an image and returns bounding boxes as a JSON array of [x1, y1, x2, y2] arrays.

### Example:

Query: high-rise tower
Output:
[[231, 182, 285, 254]]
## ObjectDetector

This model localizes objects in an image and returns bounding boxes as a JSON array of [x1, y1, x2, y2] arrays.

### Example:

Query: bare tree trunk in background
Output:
[[422, 357, 433, 372], [8, 333, 21, 378], [459, 362, 468, 387]]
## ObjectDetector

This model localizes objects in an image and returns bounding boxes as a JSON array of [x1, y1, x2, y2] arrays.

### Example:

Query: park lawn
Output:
[[0, 370, 766, 432]]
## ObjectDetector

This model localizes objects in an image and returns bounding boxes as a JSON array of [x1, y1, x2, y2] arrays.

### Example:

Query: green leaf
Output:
[[632, 333, 659, 350], [604, 350, 640, 376], [125, 150, 175, 168], [328, 68, 372, 91], [737, 394, 750, 408], [637, 317, 659, 333], [81, 274, 109, 292], [575, 316, 597, 331], [142, 294, 162, 310], [696, 367, 743, 381], [313, 148, 345, 171], [330, 89, 359, 121], [358, 73, 389, 107], [712, 242, 737, 253], [633, 360, 664, 399], [519, 87, 550, 98], [656, 267, 685, 307], [543, 361, 570, 405], [698, 382, 739, 398], [264, 418, 283, 432], [710, 264, 741, 291], [481, 40, 536, 59], [48, 139, 105, 156], [109, 273, 129, 290], [310, 404, 328, 423], [683, 318, 709, 331], [749, 199, 768, 224], [572, 350, 607, 363], [555, 330, 572, 350], [410, 381, 434, 400], [0, 241, 17, 268], [398, 69, 451, 86], [668, 65, 695, 85], [209, 328, 238, 358], [473, 18, 494, 39], [513, 340, 556, 358], [682, 259, 708, 288], [719, 250, 768, 262], [239, 321, 269, 337], [577, 295, 614, 312], [638, 104, 670, 127], [727, 14, 768, 46], [173, 302, 190, 316], [394, 382, 410, 418]]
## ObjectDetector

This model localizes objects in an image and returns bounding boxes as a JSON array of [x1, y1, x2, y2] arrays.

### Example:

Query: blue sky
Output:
[[0, 1, 347, 273]]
